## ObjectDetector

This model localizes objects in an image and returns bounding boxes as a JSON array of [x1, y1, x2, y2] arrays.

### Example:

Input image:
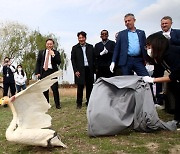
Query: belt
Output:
[[128, 55, 142, 58]]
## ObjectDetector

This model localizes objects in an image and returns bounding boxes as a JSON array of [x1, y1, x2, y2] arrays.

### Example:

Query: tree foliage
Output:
[[0, 21, 68, 81]]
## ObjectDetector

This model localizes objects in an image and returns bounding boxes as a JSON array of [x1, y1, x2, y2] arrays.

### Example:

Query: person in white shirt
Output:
[[14, 64, 27, 92]]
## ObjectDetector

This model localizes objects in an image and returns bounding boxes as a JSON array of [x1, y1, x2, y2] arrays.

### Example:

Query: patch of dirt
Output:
[[110, 138, 131, 146], [169, 145, 180, 154], [145, 142, 159, 153]]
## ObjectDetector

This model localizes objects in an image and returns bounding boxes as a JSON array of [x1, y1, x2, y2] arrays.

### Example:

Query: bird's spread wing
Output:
[[13, 71, 61, 129]]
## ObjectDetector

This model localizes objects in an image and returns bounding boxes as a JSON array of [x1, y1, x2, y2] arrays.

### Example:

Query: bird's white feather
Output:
[[12, 71, 61, 129]]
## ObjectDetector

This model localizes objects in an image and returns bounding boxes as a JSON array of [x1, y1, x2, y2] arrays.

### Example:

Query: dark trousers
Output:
[[120, 56, 149, 76], [96, 66, 114, 80], [76, 67, 93, 107], [168, 82, 180, 121], [120, 56, 156, 103], [3, 82, 16, 96], [156, 83, 164, 105], [41, 69, 61, 108]]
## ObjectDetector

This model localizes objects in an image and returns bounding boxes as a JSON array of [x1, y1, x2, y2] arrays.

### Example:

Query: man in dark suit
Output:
[[160, 16, 180, 45], [110, 13, 149, 77], [71, 31, 94, 109], [35, 38, 61, 109], [154, 16, 180, 106], [94, 30, 116, 79]]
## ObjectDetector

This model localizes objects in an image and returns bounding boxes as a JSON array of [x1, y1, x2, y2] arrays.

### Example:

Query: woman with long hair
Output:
[[14, 64, 27, 92], [143, 32, 180, 129]]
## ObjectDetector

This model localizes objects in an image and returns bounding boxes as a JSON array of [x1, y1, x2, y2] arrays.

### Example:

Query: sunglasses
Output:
[[101, 33, 108, 36]]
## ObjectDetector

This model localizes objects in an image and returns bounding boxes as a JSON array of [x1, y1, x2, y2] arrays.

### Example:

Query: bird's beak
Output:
[[0, 98, 3, 106], [0, 96, 9, 106]]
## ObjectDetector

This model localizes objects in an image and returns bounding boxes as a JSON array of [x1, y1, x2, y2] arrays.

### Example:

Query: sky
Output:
[[0, 0, 179, 83]]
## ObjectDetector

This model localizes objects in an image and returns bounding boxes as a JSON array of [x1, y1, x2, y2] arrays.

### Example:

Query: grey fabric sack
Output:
[[87, 76, 176, 137]]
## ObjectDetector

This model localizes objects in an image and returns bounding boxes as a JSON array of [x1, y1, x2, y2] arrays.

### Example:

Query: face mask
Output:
[[18, 68, 22, 72], [147, 49, 152, 57]]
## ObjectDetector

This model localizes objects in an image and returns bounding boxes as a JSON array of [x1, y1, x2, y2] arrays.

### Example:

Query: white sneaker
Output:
[[155, 104, 165, 110]]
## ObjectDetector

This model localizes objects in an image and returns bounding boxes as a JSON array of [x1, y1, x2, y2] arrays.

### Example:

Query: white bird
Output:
[[0, 71, 67, 148]]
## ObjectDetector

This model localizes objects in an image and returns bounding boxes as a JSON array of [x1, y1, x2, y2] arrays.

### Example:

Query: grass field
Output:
[[0, 88, 180, 154]]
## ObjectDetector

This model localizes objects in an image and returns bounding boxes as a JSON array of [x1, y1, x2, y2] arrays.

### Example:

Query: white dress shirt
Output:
[[163, 28, 171, 39], [81, 45, 89, 66]]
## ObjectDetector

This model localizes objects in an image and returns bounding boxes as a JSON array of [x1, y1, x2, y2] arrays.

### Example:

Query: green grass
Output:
[[0, 96, 180, 154]]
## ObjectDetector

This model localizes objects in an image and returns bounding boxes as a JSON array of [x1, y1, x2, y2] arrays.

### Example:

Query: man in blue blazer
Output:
[[110, 13, 148, 76]]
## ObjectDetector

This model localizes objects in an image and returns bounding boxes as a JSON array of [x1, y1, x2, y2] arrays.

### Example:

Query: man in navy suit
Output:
[[160, 16, 180, 45], [110, 13, 148, 77], [154, 16, 180, 107], [94, 30, 116, 79]]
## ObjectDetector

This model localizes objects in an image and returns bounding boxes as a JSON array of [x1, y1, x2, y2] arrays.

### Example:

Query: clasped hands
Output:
[[100, 47, 108, 56]]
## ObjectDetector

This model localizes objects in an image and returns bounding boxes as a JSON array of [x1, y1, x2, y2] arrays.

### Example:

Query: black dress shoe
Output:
[[4, 104, 8, 108], [56, 106, 61, 109], [176, 121, 180, 130], [76, 105, 82, 109]]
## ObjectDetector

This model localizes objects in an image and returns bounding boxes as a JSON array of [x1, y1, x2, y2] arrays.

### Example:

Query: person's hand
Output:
[[100, 47, 108, 56], [10, 96, 16, 102], [3, 60, 9, 66], [142, 76, 154, 83], [36, 74, 41, 80], [110, 62, 115, 73], [48, 49, 55, 56], [75, 71, 80, 78]]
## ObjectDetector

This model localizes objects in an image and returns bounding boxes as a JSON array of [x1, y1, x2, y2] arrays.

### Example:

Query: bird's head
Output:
[[0, 96, 10, 106]]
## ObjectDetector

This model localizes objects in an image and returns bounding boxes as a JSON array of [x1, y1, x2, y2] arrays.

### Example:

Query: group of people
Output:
[[70, 13, 180, 128], [1, 13, 179, 128], [1, 57, 27, 105]]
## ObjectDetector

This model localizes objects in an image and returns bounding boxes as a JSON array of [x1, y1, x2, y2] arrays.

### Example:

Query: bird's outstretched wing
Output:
[[12, 71, 61, 129]]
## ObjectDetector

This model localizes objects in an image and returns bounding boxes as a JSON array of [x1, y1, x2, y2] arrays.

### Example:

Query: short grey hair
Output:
[[124, 13, 135, 18], [161, 16, 172, 22]]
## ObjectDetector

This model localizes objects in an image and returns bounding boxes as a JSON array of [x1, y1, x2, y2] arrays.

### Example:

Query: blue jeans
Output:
[[16, 84, 26, 93]]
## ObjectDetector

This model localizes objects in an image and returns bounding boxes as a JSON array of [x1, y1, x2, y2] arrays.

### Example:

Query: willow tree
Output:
[[0, 21, 68, 82], [0, 21, 29, 61]]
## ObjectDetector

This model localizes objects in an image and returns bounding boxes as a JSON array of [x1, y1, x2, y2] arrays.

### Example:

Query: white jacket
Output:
[[14, 71, 27, 86]]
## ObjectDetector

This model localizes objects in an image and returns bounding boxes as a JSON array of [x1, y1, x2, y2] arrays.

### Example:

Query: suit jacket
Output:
[[71, 43, 94, 85], [159, 29, 180, 46], [112, 29, 147, 66], [35, 49, 61, 76], [94, 40, 115, 67]]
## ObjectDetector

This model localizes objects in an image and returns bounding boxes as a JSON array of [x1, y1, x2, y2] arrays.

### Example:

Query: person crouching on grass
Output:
[[143, 32, 180, 129]]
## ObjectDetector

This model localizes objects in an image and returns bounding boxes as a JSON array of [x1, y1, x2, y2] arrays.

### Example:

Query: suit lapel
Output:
[[85, 44, 89, 59], [170, 29, 175, 38], [136, 29, 140, 39], [42, 50, 46, 65]]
